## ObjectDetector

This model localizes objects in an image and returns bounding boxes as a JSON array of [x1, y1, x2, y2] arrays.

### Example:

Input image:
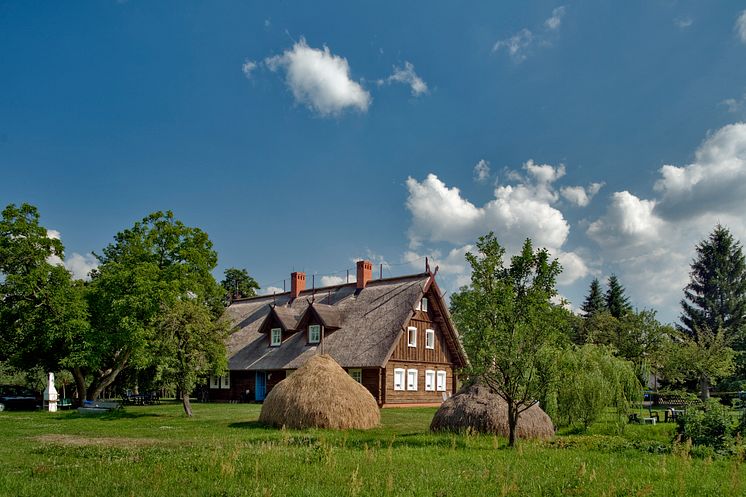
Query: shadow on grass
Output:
[[58, 410, 163, 421], [228, 420, 266, 429]]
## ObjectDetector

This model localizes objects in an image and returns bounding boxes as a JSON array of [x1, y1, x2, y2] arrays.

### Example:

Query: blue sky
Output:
[[2, 1, 746, 323]]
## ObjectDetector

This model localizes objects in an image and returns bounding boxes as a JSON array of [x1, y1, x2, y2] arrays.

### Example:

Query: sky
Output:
[[2, 1, 746, 324]]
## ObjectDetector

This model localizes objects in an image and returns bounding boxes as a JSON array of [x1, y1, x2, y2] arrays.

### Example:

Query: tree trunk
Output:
[[72, 367, 88, 405], [182, 392, 193, 417], [699, 375, 710, 402], [507, 402, 518, 448], [88, 349, 132, 400]]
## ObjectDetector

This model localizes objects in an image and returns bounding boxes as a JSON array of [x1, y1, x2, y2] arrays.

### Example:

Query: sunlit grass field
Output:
[[0, 402, 743, 496]]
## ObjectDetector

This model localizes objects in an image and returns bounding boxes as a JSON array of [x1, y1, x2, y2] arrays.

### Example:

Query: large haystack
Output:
[[259, 354, 380, 430], [430, 383, 554, 440]]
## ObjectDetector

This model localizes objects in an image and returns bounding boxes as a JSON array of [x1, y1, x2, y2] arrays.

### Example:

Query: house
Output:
[[208, 260, 468, 407]]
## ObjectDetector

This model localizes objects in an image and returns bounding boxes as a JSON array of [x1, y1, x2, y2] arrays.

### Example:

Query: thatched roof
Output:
[[430, 384, 554, 440], [258, 354, 380, 430], [225, 273, 468, 370]]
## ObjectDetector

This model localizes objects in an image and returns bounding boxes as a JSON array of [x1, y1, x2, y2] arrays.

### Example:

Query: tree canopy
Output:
[[221, 267, 259, 300], [581, 278, 606, 317], [605, 275, 632, 319], [451, 233, 562, 447]]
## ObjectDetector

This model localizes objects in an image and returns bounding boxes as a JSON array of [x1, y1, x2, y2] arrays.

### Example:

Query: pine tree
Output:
[[581, 278, 606, 317], [680, 224, 746, 346], [605, 275, 632, 318]]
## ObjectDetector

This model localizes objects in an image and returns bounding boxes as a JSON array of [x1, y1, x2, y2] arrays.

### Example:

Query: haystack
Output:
[[258, 354, 380, 430], [430, 383, 554, 440]]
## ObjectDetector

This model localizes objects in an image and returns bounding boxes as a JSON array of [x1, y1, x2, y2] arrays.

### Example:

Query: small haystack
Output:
[[430, 383, 554, 440], [258, 354, 380, 430]]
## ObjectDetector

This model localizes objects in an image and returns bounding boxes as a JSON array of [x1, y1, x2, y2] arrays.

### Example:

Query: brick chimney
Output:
[[356, 260, 372, 290], [290, 271, 305, 298]]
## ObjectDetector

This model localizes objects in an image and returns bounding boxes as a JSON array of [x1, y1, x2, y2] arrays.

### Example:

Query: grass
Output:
[[0, 403, 743, 496]]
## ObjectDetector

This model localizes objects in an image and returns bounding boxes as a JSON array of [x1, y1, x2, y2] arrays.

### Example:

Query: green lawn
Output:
[[0, 403, 743, 496]]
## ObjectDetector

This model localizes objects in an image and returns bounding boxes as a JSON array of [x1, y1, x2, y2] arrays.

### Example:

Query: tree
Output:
[[75, 211, 225, 401], [156, 299, 232, 416], [605, 275, 632, 318], [0, 204, 90, 379], [680, 225, 746, 349], [581, 278, 606, 317], [451, 233, 562, 447], [221, 268, 259, 300]]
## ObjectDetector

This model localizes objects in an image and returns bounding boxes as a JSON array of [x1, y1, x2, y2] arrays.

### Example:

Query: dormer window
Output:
[[407, 326, 417, 347], [308, 324, 322, 344], [421, 298, 428, 312], [270, 328, 282, 346]]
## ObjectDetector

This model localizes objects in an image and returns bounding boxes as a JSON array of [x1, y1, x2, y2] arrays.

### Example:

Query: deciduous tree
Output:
[[221, 267, 259, 300]]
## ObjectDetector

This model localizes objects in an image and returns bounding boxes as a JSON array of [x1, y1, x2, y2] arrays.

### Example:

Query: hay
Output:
[[258, 354, 380, 430], [430, 383, 554, 440]]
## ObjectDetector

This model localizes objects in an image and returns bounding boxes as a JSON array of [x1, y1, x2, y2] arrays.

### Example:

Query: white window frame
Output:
[[308, 324, 322, 344], [425, 370, 435, 391], [270, 327, 282, 346], [436, 371, 447, 392], [393, 368, 405, 391], [221, 374, 231, 390], [407, 369, 418, 391], [209, 375, 220, 389], [407, 326, 417, 348], [425, 328, 435, 349], [348, 368, 362, 384], [415, 299, 421, 311], [421, 298, 428, 312]]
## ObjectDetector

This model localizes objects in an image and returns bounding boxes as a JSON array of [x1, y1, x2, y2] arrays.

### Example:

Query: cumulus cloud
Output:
[[560, 182, 604, 207], [320, 274, 356, 286], [586, 122, 746, 314], [494, 6, 567, 62], [721, 93, 746, 114], [241, 60, 257, 79], [544, 6, 566, 31], [473, 159, 491, 182], [737, 10, 746, 43], [265, 38, 371, 116], [260, 286, 284, 295], [45, 229, 97, 280], [379, 61, 428, 96]]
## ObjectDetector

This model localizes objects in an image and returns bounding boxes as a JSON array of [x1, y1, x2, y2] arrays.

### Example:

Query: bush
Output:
[[675, 399, 744, 456]]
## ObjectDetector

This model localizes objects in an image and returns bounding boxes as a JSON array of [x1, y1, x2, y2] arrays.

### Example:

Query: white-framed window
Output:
[[209, 375, 230, 390], [407, 326, 417, 347], [270, 327, 282, 346], [421, 298, 428, 312], [308, 324, 322, 344], [393, 368, 405, 391], [209, 375, 220, 389], [436, 371, 447, 392], [407, 369, 418, 391], [425, 328, 435, 349], [349, 368, 362, 384], [425, 370, 435, 391], [415, 299, 421, 311]]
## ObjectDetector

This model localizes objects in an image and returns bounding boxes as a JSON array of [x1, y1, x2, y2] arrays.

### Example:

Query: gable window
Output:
[[425, 370, 435, 391], [393, 368, 405, 391], [348, 368, 362, 384], [421, 298, 428, 312], [436, 371, 447, 392], [308, 324, 322, 344], [407, 326, 417, 347], [270, 328, 282, 346], [407, 369, 418, 391], [425, 328, 435, 349]]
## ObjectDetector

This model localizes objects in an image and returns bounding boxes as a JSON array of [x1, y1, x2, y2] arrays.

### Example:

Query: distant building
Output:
[[209, 260, 468, 406]]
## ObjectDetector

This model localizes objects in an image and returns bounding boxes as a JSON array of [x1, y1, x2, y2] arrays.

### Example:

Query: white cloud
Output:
[[265, 38, 371, 116], [320, 274, 356, 286], [493, 28, 534, 62], [721, 93, 746, 114], [241, 60, 257, 79], [544, 6, 566, 31], [560, 181, 604, 207], [736, 10, 746, 43], [261, 286, 284, 295], [674, 17, 693, 29], [379, 61, 428, 96], [473, 159, 491, 182], [45, 229, 97, 280]]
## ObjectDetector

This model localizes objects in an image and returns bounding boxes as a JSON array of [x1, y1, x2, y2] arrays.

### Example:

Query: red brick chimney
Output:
[[290, 271, 305, 298], [356, 260, 372, 290]]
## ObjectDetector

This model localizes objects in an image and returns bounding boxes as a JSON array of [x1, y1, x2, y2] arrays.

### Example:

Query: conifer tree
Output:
[[605, 274, 632, 318], [581, 278, 606, 317]]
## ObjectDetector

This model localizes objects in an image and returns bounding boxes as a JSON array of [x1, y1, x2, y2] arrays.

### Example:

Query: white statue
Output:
[[43, 372, 58, 412]]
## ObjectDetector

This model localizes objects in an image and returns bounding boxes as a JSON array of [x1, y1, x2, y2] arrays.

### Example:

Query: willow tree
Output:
[[451, 233, 562, 447]]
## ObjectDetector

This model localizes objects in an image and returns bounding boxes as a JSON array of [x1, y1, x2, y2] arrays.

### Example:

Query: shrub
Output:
[[675, 399, 744, 456]]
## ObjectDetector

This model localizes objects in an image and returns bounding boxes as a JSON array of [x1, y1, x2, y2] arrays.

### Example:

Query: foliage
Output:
[[156, 298, 232, 416], [221, 267, 259, 300], [554, 344, 642, 430], [580, 278, 606, 317], [0, 203, 90, 375], [604, 274, 632, 318], [675, 399, 745, 456], [451, 233, 562, 446]]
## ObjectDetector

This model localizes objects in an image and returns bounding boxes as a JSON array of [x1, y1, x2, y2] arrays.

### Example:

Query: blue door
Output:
[[255, 372, 267, 401]]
